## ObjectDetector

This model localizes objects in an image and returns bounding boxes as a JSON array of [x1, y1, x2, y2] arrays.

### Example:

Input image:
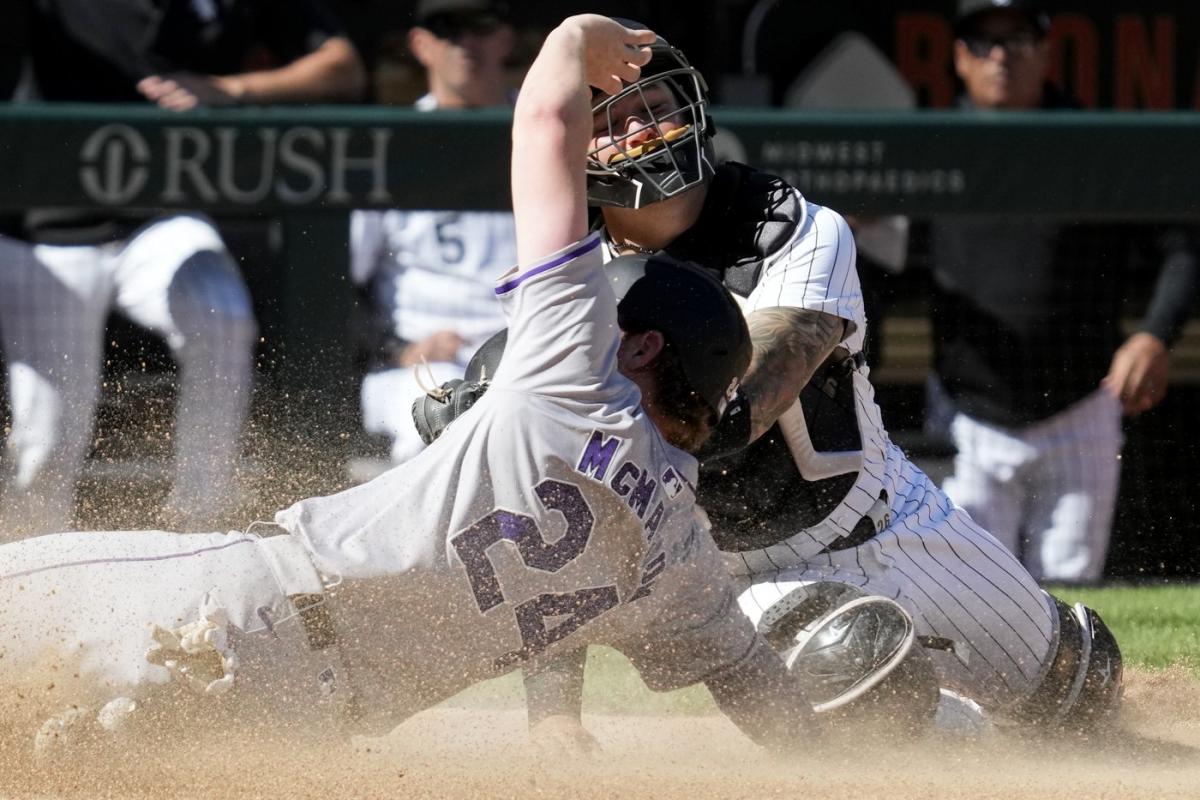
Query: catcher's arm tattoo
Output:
[[741, 307, 847, 441]]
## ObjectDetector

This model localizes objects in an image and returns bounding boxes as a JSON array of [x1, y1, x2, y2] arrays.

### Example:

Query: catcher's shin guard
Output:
[[757, 582, 940, 730], [1015, 595, 1124, 730]]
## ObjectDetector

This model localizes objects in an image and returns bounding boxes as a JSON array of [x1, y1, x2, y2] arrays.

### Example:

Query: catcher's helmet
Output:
[[586, 20, 716, 209], [469, 253, 750, 420]]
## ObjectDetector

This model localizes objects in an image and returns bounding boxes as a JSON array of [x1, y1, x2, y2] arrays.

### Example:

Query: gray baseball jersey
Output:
[[0, 233, 759, 738], [283, 232, 757, 694]]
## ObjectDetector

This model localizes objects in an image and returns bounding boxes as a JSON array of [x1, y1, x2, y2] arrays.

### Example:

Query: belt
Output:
[[253, 526, 338, 651], [288, 592, 367, 724], [818, 489, 891, 554]]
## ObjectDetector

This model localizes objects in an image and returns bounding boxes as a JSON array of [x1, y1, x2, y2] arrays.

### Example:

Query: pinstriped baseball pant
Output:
[[942, 389, 1123, 583], [734, 467, 1057, 716], [0, 214, 257, 538]]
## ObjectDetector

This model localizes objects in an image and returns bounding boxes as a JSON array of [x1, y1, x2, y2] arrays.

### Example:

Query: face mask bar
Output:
[[585, 65, 713, 208]]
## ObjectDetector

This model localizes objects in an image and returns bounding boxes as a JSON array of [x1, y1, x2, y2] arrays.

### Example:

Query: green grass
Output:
[[1046, 582, 1200, 674], [442, 582, 1200, 715], [438, 645, 718, 715]]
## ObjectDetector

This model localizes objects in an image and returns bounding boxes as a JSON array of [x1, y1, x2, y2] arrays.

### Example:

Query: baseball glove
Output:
[[412, 378, 489, 445]]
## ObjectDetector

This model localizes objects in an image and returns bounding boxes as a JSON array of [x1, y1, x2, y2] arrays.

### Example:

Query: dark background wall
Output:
[[319, 1, 1200, 109], [0, 0, 28, 96], [6, 2, 1199, 110]]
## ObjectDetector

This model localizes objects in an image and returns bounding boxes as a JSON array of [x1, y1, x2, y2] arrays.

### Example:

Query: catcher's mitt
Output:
[[412, 378, 489, 445]]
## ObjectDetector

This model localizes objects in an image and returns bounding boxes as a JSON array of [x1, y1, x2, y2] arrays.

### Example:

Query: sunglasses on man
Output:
[[961, 31, 1043, 58], [422, 12, 504, 41]]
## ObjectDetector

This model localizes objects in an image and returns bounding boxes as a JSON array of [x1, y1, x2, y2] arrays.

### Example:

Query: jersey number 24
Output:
[[451, 478, 619, 669]]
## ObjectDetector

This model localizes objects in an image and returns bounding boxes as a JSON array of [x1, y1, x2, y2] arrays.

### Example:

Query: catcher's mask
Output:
[[586, 20, 716, 209]]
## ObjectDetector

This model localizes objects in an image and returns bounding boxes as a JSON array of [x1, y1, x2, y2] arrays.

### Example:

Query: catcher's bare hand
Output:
[[565, 14, 655, 97], [1102, 331, 1170, 416]]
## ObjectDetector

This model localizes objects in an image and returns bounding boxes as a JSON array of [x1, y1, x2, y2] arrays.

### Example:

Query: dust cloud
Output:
[[2, 668, 1198, 800]]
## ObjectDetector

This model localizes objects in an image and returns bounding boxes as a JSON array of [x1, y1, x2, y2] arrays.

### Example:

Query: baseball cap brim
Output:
[[415, 0, 509, 25], [954, 0, 1049, 37]]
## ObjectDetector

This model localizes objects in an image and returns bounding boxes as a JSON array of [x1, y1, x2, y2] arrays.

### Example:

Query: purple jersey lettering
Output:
[[577, 431, 620, 481]]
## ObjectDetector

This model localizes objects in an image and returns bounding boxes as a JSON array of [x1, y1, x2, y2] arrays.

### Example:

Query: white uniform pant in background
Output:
[[941, 389, 1123, 583], [0, 215, 257, 537], [735, 468, 1056, 716]]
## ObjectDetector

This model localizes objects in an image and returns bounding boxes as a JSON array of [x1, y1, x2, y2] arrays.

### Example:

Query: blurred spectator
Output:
[[925, 0, 1199, 582], [0, 0, 366, 538], [351, 0, 513, 465]]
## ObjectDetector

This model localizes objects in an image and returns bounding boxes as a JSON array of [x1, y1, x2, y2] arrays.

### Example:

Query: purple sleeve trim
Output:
[[1, 536, 258, 581], [494, 236, 601, 295]]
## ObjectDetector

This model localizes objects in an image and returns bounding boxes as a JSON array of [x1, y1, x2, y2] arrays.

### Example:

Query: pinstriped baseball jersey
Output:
[[350, 94, 514, 463], [610, 193, 899, 567], [615, 164, 1056, 713], [732, 198, 895, 566]]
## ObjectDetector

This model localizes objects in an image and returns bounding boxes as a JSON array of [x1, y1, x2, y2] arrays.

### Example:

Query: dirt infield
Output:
[[2, 667, 1198, 800]]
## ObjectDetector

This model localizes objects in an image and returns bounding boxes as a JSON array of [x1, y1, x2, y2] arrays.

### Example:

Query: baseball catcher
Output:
[[417, 14, 1124, 743]]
